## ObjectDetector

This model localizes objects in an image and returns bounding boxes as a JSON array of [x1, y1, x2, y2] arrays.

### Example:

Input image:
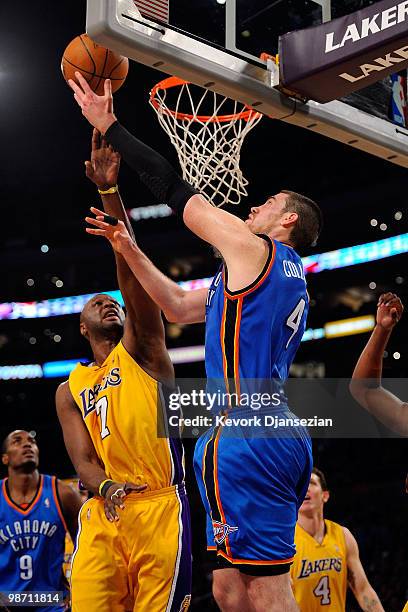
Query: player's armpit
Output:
[[55, 381, 107, 496]]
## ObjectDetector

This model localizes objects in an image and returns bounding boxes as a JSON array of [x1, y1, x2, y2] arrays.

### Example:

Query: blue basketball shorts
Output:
[[193, 408, 313, 575]]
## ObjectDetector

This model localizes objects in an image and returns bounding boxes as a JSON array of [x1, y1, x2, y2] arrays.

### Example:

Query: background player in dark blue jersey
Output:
[[1, 430, 82, 612], [71, 74, 322, 612]]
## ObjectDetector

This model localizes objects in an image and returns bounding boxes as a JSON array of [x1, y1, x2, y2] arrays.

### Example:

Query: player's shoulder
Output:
[[326, 518, 346, 533], [55, 379, 72, 402], [334, 523, 358, 551], [55, 379, 78, 415]]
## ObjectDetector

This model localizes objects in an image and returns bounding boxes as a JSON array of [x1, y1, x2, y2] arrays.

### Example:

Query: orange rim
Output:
[[150, 76, 261, 123]]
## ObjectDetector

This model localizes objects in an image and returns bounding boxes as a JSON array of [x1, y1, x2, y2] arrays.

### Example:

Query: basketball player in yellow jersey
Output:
[[56, 130, 191, 612], [292, 468, 384, 611]]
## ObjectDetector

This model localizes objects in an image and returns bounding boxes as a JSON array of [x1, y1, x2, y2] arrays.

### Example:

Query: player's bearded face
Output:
[[81, 295, 125, 337]]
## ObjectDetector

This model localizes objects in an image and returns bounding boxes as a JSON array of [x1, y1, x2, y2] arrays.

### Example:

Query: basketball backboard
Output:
[[86, 0, 408, 166]]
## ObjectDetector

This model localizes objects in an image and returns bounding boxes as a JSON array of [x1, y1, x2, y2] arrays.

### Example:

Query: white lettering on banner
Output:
[[339, 45, 408, 82], [325, 1, 408, 53]]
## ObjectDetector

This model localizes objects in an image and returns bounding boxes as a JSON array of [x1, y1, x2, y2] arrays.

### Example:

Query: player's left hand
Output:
[[376, 292, 404, 330], [103, 481, 147, 522], [85, 128, 120, 189], [68, 72, 116, 135], [85, 206, 134, 253]]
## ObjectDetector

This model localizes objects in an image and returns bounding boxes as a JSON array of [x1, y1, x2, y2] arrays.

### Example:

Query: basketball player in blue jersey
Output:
[[70, 74, 322, 611], [0, 430, 82, 612]]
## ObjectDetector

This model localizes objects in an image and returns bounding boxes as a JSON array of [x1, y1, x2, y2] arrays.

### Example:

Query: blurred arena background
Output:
[[0, 1, 407, 609]]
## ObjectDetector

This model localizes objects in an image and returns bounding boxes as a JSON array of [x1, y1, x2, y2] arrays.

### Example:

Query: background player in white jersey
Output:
[[292, 468, 384, 611], [0, 430, 82, 612]]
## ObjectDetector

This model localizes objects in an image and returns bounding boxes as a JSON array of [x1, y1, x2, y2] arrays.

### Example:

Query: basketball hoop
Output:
[[149, 77, 263, 207]]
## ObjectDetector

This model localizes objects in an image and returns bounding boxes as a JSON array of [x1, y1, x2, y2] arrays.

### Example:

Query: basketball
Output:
[[61, 33, 129, 95]]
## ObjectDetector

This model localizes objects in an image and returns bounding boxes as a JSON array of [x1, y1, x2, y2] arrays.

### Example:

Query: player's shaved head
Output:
[[1, 430, 39, 472], [79, 293, 125, 342], [2, 430, 33, 454]]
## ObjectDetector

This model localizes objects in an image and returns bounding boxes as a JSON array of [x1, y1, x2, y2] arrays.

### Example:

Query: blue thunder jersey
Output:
[[205, 236, 308, 399], [0, 475, 67, 608]]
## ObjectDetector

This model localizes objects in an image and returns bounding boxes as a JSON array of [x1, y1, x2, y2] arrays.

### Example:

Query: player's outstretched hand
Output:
[[85, 128, 121, 189], [68, 72, 116, 135], [85, 207, 133, 253], [103, 481, 147, 522], [376, 292, 404, 330]]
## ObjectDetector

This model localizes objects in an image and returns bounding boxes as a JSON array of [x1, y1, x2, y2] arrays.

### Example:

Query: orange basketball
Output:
[[61, 33, 129, 95]]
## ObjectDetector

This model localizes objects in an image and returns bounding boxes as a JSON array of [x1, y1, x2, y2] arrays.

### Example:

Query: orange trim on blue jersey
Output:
[[51, 477, 68, 533], [218, 550, 294, 565], [233, 297, 243, 401], [224, 239, 276, 300], [202, 434, 213, 513], [220, 297, 230, 397], [2, 475, 43, 515], [213, 427, 233, 557]]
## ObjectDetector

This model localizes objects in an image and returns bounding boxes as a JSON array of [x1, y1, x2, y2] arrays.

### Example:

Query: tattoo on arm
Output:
[[348, 568, 356, 589], [362, 595, 381, 611]]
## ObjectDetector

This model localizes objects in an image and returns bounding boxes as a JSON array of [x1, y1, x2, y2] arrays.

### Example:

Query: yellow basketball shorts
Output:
[[70, 484, 191, 612]]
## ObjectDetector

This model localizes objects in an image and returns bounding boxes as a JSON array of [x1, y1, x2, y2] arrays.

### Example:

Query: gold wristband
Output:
[[98, 479, 114, 496], [98, 185, 118, 195]]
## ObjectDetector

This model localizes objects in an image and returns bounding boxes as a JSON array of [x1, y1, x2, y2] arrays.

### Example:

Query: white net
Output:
[[149, 78, 263, 207]]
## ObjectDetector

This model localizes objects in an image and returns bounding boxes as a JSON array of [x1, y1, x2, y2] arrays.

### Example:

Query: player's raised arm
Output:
[[85, 128, 175, 382], [349, 293, 407, 436], [70, 74, 265, 264], [343, 527, 385, 612], [85, 211, 207, 324]]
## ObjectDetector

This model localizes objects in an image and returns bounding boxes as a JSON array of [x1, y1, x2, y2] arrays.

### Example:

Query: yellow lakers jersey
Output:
[[291, 520, 347, 611], [63, 532, 74, 579], [69, 341, 184, 491]]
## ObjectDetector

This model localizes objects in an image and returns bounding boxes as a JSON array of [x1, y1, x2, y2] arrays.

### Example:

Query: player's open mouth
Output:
[[103, 311, 119, 320]]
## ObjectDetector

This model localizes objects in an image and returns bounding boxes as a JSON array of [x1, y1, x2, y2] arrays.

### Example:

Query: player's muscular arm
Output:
[[56, 481, 83, 542], [343, 527, 385, 612], [84, 129, 173, 383], [350, 293, 407, 436], [56, 382, 147, 523], [70, 76, 267, 290], [56, 381, 109, 495], [86, 213, 207, 324]]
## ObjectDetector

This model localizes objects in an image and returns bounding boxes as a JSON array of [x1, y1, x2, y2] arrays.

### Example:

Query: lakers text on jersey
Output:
[[291, 520, 348, 610]]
